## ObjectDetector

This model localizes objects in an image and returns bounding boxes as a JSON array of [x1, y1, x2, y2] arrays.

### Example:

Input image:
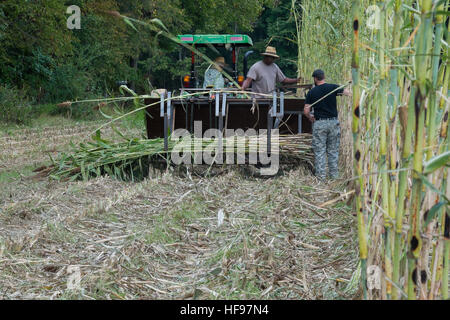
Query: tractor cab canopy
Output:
[[177, 34, 253, 47], [177, 34, 254, 88]]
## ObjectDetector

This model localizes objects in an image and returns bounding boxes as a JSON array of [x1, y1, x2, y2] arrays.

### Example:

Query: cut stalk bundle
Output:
[[43, 134, 314, 181]]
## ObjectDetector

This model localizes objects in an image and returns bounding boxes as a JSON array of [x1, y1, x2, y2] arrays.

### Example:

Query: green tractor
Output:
[[144, 34, 312, 144], [177, 34, 254, 89]]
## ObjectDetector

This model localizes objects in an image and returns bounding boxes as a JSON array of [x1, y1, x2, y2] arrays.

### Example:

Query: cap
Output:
[[312, 69, 325, 78]]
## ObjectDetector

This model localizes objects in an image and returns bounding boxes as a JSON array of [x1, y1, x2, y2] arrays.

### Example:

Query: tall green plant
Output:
[[299, 0, 449, 300]]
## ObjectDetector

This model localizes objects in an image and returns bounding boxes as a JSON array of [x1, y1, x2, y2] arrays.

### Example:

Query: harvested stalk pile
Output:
[[38, 134, 313, 181]]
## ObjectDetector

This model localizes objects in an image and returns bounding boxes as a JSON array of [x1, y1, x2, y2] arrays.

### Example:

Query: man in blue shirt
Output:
[[304, 69, 351, 180]]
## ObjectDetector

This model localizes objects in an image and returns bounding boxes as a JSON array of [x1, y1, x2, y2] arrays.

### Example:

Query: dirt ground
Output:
[[0, 117, 359, 299]]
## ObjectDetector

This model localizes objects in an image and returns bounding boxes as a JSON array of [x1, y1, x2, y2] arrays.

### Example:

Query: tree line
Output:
[[1, 1, 301, 97]]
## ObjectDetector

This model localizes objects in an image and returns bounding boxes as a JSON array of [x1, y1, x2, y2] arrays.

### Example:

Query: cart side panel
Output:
[[144, 98, 164, 139], [145, 97, 312, 139]]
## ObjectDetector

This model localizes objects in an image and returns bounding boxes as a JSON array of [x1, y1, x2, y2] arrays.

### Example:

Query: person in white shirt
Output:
[[203, 56, 227, 89]]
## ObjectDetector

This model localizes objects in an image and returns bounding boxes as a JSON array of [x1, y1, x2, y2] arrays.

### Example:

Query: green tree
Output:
[[0, 0, 73, 90], [0, 0, 282, 111], [181, 0, 274, 33], [248, 0, 300, 78]]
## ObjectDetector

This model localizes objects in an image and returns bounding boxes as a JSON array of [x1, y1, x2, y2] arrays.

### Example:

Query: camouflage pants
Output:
[[312, 119, 340, 180]]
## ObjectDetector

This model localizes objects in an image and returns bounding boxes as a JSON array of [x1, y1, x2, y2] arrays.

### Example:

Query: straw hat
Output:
[[213, 56, 227, 71], [261, 46, 280, 59], [215, 56, 226, 65]]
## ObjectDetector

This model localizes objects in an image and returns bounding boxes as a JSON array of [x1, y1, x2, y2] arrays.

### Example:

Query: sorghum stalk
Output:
[[377, 1, 393, 298], [407, 0, 433, 300], [352, 0, 368, 300]]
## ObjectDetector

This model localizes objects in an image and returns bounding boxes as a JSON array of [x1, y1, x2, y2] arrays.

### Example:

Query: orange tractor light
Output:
[[183, 75, 191, 88], [238, 75, 245, 87]]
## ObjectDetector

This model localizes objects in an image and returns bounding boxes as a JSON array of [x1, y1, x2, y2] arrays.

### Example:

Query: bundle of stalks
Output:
[[41, 134, 313, 181]]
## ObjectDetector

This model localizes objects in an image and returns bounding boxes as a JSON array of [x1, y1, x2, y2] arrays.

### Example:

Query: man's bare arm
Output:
[[282, 77, 301, 85], [342, 88, 352, 97], [337, 87, 352, 97], [304, 104, 315, 123], [241, 77, 253, 91]]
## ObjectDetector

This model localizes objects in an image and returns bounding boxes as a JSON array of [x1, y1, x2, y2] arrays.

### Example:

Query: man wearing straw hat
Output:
[[241, 46, 300, 98], [304, 69, 351, 181], [203, 56, 228, 89]]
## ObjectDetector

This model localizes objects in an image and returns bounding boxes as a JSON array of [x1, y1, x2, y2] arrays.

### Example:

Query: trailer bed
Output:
[[144, 96, 311, 139]]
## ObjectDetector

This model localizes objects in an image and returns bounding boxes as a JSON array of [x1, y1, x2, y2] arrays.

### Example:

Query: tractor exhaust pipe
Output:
[[243, 50, 254, 78]]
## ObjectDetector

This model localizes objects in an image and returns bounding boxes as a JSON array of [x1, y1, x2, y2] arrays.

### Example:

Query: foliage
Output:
[[181, 0, 275, 34], [0, 0, 277, 121], [249, 0, 299, 78], [0, 0, 73, 88], [0, 85, 32, 125], [297, 0, 352, 83]]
